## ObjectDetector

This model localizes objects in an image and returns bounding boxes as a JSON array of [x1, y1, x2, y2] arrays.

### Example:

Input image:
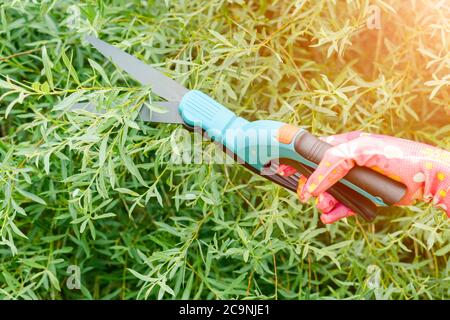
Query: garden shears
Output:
[[71, 36, 407, 222]]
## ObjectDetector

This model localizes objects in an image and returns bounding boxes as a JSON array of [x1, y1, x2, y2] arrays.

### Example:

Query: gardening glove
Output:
[[279, 131, 450, 224]]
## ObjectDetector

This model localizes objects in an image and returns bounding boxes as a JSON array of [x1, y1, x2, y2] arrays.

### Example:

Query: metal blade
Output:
[[70, 102, 185, 124], [85, 35, 189, 102]]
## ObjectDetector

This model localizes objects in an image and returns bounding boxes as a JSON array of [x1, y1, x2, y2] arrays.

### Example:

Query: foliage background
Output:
[[0, 0, 449, 299]]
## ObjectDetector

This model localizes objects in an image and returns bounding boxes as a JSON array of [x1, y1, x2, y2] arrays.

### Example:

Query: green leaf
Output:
[[115, 188, 139, 196], [119, 149, 147, 187], [209, 29, 233, 47], [40, 81, 50, 94], [93, 212, 116, 220], [99, 135, 109, 167], [16, 187, 47, 205], [128, 269, 157, 282], [53, 91, 84, 111], [435, 243, 450, 256], [41, 46, 54, 89], [158, 281, 175, 298], [88, 58, 111, 85], [9, 220, 28, 239], [80, 219, 89, 234], [61, 50, 80, 85], [43, 152, 51, 174], [5, 92, 26, 118]]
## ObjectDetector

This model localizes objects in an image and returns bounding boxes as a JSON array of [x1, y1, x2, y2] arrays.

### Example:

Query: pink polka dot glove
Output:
[[279, 131, 450, 224]]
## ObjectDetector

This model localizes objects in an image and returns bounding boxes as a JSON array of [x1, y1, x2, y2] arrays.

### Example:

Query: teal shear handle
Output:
[[180, 90, 407, 221]]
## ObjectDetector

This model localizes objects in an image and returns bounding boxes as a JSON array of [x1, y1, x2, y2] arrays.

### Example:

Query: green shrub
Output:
[[0, 0, 449, 299]]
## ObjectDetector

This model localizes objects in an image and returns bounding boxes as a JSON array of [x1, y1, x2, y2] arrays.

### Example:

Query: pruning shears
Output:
[[71, 36, 407, 222]]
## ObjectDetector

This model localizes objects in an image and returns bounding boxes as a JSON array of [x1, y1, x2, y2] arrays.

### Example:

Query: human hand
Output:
[[279, 131, 450, 224]]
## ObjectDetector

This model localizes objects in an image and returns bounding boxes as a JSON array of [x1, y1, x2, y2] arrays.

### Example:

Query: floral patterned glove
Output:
[[279, 131, 450, 224]]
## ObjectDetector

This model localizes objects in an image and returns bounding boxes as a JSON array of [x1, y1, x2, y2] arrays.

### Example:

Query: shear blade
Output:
[[85, 35, 189, 102], [70, 101, 185, 124]]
